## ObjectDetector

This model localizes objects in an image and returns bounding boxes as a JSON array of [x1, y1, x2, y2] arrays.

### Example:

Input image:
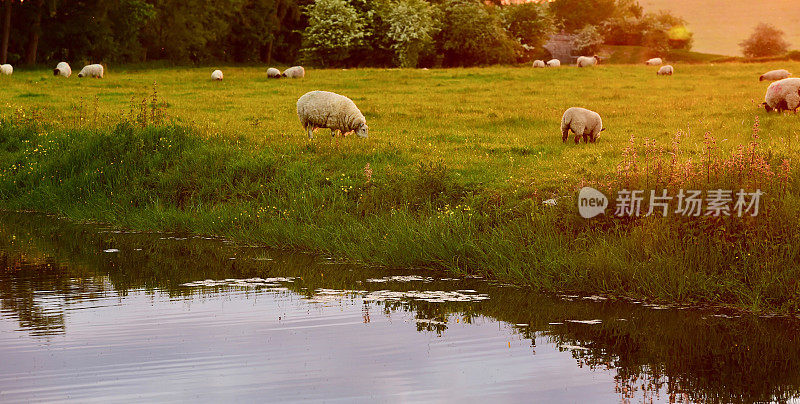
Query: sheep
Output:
[[267, 67, 281, 78], [53, 62, 71, 77], [576, 55, 599, 67], [759, 69, 791, 82], [282, 66, 305, 78], [657, 65, 674, 76], [546, 59, 561, 67], [211, 70, 223, 81], [761, 77, 800, 113], [296, 90, 368, 140], [645, 58, 663, 66], [0, 64, 12, 75], [532, 60, 545, 68], [78, 64, 104, 78], [561, 107, 605, 144]]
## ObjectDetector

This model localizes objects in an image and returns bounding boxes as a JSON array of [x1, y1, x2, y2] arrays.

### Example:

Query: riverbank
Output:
[[1, 65, 799, 312]]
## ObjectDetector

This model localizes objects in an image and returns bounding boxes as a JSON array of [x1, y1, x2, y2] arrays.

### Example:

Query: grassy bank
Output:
[[1, 64, 800, 312]]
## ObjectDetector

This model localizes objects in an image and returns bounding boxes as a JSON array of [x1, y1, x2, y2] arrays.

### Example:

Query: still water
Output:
[[1, 212, 800, 403]]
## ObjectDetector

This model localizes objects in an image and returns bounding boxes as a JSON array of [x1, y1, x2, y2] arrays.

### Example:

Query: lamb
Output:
[[759, 69, 791, 82], [546, 59, 561, 67], [54, 62, 71, 77], [561, 107, 605, 144], [0, 64, 12, 75], [296, 90, 368, 139], [211, 70, 223, 81], [282, 66, 305, 78], [576, 55, 599, 67], [657, 65, 674, 76], [645, 58, 663, 66], [761, 77, 800, 113], [532, 60, 545, 68], [267, 67, 281, 78], [78, 64, 104, 78]]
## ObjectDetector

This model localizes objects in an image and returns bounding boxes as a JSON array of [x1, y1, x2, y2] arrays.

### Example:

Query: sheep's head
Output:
[[356, 123, 368, 138], [77, 73, 83, 78], [760, 102, 773, 112], [759, 75, 765, 81], [53, 69, 60, 76]]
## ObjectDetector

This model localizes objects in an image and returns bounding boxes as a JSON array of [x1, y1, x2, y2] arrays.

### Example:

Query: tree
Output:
[[301, 0, 366, 66], [549, 0, 616, 32], [740, 23, 789, 58], [501, 1, 552, 59], [380, 0, 439, 67], [1, 0, 23, 64], [436, 0, 519, 66]]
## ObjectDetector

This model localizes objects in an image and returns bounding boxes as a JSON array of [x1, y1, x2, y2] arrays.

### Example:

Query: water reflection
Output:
[[1, 212, 800, 403]]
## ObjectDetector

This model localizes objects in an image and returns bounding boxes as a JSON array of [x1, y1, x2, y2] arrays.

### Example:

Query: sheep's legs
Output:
[[582, 134, 589, 143], [307, 126, 315, 139], [561, 128, 569, 142]]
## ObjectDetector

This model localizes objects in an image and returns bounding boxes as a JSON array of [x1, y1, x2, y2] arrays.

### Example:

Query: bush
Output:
[[740, 23, 790, 58], [300, 0, 367, 66], [436, 0, 519, 66], [572, 25, 604, 55], [379, 0, 440, 68]]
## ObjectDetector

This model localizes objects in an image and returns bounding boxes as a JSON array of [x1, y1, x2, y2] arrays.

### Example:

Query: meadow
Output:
[[1, 63, 800, 312]]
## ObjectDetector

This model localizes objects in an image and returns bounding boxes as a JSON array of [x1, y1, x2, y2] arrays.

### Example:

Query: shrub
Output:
[[436, 0, 519, 66], [379, 0, 440, 68], [572, 25, 604, 55], [300, 0, 367, 66]]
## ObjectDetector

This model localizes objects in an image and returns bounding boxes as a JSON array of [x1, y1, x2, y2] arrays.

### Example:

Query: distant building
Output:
[[544, 33, 576, 65]]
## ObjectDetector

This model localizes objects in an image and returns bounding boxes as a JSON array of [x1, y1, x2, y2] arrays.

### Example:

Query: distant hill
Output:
[[639, 0, 800, 56]]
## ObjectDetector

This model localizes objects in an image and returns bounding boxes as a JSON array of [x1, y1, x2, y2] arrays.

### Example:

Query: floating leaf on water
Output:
[[566, 319, 602, 325]]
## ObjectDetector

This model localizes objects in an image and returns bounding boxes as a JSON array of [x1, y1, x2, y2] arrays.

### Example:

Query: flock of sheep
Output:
[[1, 58, 797, 143]]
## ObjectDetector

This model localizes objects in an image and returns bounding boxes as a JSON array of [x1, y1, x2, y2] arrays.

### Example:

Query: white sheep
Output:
[[761, 77, 800, 113], [561, 107, 605, 143], [576, 55, 599, 67], [267, 67, 281, 78], [657, 65, 674, 76], [546, 59, 561, 67], [54, 62, 71, 77], [759, 69, 791, 82], [532, 60, 545, 68], [282, 66, 305, 78], [645, 58, 663, 66], [296, 90, 368, 139], [78, 64, 104, 78], [0, 64, 12, 75], [211, 70, 223, 81]]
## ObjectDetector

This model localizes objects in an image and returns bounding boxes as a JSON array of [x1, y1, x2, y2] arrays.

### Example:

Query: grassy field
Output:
[[1, 63, 800, 312]]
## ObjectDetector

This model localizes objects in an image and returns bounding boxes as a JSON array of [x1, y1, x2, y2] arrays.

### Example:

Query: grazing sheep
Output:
[[296, 90, 368, 139], [282, 66, 305, 78], [211, 70, 223, 81], [645, 58, 663, 66], [53, 62, 71, 77], [657, 65, 674, 76], [0, 64, 12, 75], [546, 59, 561, 67], [576, 55, 599, 67], [759, 69, 791, 82], [761, 77, 800, 113], [78, 64, 104, 78], [267, 67, 281, 78], [561, 107, 605, 144], [532, 60, 545, 68]]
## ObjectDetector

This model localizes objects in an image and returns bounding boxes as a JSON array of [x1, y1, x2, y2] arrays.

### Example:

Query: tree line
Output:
[[0, 0, 692, 67]]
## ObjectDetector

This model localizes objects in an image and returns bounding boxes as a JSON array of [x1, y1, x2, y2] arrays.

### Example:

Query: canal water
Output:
[[1, 212, 799, 403]]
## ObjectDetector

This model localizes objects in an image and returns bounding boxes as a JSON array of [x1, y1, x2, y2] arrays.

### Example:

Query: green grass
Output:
[[1, 63, 800, 312]]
